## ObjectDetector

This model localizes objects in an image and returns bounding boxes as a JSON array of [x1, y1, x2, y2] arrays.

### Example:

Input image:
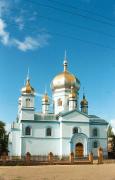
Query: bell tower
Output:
[[18, 72, 35, 121], [42, 93, 50, 114]]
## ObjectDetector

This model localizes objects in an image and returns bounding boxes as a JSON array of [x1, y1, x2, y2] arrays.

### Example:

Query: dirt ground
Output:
[[0, 164, 115, 180]]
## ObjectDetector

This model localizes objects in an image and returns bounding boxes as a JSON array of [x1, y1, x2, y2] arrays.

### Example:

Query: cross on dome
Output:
[[27, 67, 30, 80], [63, 50, 68, 72]]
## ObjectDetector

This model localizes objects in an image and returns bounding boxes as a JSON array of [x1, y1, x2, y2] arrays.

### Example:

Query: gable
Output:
[[59, 110, 89, 122]]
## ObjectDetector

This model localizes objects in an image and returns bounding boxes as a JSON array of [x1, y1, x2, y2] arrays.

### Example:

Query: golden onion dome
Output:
[[42, 93, 49, 103], [21, 79, 35, 94], [80, 95, 88, 106], [51, 59, 80, 91], [69, 86, 76, 98]]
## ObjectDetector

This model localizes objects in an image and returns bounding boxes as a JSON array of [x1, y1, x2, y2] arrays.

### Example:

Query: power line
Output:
[[45, 30, 115, 50], [1, 2, 115, 50], [26, 0, 115, 28], [37, 15, 115, 39], [48, 0, 115, 23], [7, 5, 115, 39], [4, 20, 115, 50]]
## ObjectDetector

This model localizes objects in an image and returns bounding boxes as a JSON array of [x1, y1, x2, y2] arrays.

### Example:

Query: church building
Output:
[[8, 54, 108, 158]]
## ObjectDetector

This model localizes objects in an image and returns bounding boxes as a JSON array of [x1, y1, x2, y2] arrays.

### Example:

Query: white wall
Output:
[[10, 130, 21, 156], [90, 124, 108, 157], [22, 122, 60, 137], [53, 89, 70, 114], [20, 110, 34, 120], [60, 122, 90, 138], [21, 138, 60, 155]]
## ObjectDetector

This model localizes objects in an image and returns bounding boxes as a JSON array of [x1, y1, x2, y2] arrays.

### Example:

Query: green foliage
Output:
[[112, 135, 115, 151], [0, 121, 8, 155], [107, 124, 114, 137]]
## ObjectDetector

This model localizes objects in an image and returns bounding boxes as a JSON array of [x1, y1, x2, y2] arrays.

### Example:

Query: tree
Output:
[[107, 124, 115, 158], [0, 121, 8, 155], [107, 125, 114, 137]]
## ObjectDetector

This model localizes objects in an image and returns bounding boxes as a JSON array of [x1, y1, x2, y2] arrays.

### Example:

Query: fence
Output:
[[0, 147, 112, 166]]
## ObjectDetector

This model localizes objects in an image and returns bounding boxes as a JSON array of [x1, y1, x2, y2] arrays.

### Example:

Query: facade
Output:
[[8, 55, 108, 158]]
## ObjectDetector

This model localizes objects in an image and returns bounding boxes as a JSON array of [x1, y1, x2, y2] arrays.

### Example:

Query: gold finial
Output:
[[63, 50, 68, 72]]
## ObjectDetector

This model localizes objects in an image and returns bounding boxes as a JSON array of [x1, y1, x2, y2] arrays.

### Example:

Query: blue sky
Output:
[[0, 0, 115, 126]]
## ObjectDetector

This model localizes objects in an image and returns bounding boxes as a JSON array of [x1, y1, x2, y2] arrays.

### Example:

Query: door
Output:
[[75, 143, 83, 157]]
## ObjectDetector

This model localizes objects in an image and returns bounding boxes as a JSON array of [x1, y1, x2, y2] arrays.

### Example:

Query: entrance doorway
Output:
[[75, 143, 83, 157]]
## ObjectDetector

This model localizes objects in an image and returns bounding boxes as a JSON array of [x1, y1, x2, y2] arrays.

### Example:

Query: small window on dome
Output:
[[58, 99, 62, 106], [26, 98, 31, 107]]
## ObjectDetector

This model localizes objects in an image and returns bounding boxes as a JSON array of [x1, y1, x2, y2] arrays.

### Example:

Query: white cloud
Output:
[[15, 16, 24, 30], [110, 119, 115, 134], [13, 34, 50, 51], [0, 18, 50, 51], [0, 18, 9, 45], [0, 0, 11, 17], [14, 37, 41, 51]]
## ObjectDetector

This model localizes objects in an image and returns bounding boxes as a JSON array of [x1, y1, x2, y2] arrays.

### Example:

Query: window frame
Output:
[[73, 127, 78, 134], [25, 126, 31, 136], [92, 128, 98, 137], [93, 141, 98, 148], [26, 98, 31, 107], [58, 98, 62, 106], [46, 127, 52, 137]]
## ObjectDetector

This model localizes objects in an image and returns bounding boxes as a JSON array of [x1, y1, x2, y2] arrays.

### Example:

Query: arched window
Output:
[[58, 99, 62, 106], [46, 127, 52, 136], [26, 98, 31, 107], [73, 127, 78, 134], [93, 141, 98, 148], [25, 126, 31, 135], [93, 128, 98, 137]]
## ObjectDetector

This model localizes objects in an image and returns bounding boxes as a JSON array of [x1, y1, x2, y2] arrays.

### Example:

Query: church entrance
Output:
[[75, 143, 83, 157]]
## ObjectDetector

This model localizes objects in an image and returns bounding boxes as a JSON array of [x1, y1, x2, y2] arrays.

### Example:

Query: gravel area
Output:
[[0, 164, 115, 180]]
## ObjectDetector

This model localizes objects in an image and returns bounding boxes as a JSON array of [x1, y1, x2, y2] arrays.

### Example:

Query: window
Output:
[[25, 126, 31, 135], [18, 100, 21, 106], [73, 127, 78, 134], [93, 128, 98, 137], [26, 98, 31, 107], [93, 141, 98, 148], [46, 127, 52, 136], [58, 99, 62, 106]]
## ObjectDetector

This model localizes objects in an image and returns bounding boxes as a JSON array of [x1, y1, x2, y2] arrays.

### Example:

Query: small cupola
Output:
[[42, 93, 49, 103], [80, 94, 88, 114], [42, 93, 50, 114], [21, 70, 35, 95]]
